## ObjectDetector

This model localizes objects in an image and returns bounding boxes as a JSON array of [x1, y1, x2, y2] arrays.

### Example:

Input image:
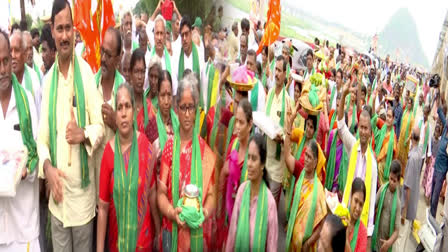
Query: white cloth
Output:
[[337, 116, 378, 236], [0, 86, 39, 245], [0, 237, 40, 252], [146, 19, 156, 49], [20, 65, 42, 120], [172, 44, 204, 95], [418, 119, 432, 158], [248, 78, 267, 113]]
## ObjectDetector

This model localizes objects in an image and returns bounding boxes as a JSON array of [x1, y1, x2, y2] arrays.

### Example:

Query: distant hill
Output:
[[378, 8, 429, 68]]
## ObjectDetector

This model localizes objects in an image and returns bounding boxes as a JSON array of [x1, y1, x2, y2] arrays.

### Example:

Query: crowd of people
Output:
[[1, 0, 448, 251]]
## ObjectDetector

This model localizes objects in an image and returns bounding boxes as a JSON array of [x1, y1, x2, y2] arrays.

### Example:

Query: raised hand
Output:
[[66, 109, 85, 145]]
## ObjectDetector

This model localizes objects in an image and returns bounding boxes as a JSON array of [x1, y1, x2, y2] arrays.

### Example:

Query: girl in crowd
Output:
[[225, 133, 278, 251]]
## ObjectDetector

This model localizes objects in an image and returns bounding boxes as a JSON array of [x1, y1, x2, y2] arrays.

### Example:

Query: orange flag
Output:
[[257, 0, 281, 54], [74, 0, 115, 73]]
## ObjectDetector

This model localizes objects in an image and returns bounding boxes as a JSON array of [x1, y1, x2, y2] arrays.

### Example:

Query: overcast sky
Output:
[[2, 0, 446, 64], [286, 0, 447, 64]]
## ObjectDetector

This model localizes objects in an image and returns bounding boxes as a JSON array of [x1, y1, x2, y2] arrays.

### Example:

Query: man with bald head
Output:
[[0, 28, 40, 252], [337, 79, 378, 240], [10, 30, 41, 115]]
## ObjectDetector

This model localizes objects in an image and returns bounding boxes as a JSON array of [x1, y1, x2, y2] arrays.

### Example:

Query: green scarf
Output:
[[156, 108, 178, 151], [250, 79, 260, 112], [350, 103, 357, 134], [225, 116, 236, 158], [141, 94, 149, 129], [371, 183, 398, 252], [11, 74, 38, 173], [113, 127, 139, 252], [151, 46, 172, 75], [209, 87, 226, 149], [286, 171, 319, 251], [402, 109, 412, 148], [206, 61, 215, 112], [266, 87, 286, 160], [23, 66, 34, 96], [49, 55, 90, 188], [286, 136, 306, 219], [419, 120, 430, 156], [33, 62, 42, 83], [329, 111, 337, 131], [235, 181, 269, 252], [178, 43, 202, 109], [94, 69, 124, 99], [178, 43, 200, 81], [171, 108, 204, 252], [325, 131, 339, 190], [329, 85, 337, 109], [350, 219, 361, 252], [375, 125, 395, 182], [338, 146, 349, 193], [232, 139, 249, 184]]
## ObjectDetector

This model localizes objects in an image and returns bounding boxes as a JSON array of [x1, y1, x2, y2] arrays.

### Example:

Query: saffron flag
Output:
[[73, 0, 115, 73], [256, 0, 281, 54]]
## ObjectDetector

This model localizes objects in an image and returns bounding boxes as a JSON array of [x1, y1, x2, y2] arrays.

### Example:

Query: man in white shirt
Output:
[[23, 31, 43, 83], [0, 29, 40, 252], [146, 15, 176, 92], [10, 30, 41, 118], [172, 15, 204, 95], [171, 12, 182, 55]]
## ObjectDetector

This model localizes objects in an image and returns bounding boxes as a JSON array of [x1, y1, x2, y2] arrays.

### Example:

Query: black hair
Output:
[[247, 49, 257, 59], [336, 69, 343, 78], [314, 37, 320, 46], [306, 115, 318, 135], [30, 28, 39, 39], [40, 24, 56, 51], [241, 18, 250, 32], [236, 90, 248, 98], [351, 177, 366, 202], [390, 160, 401, 178], [183, 68, 193, 77], [106, 27, 122, 56], [130, 48, 146, 71], [51, 0, 72, 25], [360, 110, 372, 131], [180, 15, 192, 32], [363, 105, 373, 118], [0, 29, 10, 51], [308, 139, 319, 160], [249, 133, 269, 186], [325, 214, 347, 251], [306, 49, 314, 58], [276, 55, 287, 72], [361, 85, 367, 95], [331, 69, 336, 78], [263, 46, 268, 56], [158, 70, 172, 92], [256, 61, 262, 77], [237, 98, 253, 124], [11, 23, 20, 34], [387, 105, 395, 117], [249, 134, 266, 165]]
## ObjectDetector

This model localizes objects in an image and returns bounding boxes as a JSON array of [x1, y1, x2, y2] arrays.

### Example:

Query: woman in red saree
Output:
[[158, 74, 217, 251], [96, 84, 159, 251], [128, 49, 157, 140]]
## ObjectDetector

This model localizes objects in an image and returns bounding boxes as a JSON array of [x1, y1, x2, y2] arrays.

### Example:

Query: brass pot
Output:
[[182, 184, 200, 211]]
